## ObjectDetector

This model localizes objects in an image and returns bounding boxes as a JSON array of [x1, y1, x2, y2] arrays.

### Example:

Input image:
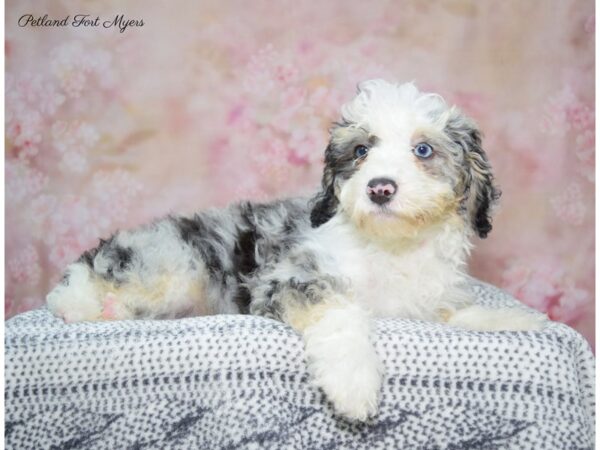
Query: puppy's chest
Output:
[[314, 233, 463, 319]]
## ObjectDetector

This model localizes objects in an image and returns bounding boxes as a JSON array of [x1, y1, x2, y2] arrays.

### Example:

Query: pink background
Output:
[[5, 1, 595, 347]]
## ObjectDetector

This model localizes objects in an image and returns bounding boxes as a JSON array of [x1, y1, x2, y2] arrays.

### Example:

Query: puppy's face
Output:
[[311, 79, 500, 240]]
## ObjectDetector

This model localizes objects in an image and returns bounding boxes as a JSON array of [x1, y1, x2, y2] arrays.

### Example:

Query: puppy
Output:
[[46, 79, 543, 421]]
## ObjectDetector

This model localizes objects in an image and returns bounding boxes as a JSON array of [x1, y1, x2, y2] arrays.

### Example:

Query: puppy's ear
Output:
[[310, 144, 339, 228], [446, 110, 501, 238]]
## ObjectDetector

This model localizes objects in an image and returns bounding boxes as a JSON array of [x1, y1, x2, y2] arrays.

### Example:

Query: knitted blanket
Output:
[[5, 280, 595, 449]]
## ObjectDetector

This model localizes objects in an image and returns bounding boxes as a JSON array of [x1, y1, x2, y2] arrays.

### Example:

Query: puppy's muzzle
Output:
[[367, 178, 397, 205]]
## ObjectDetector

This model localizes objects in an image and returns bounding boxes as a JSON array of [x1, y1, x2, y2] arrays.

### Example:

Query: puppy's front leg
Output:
[[283, 294, 382, 421], [445, 305, 546, 332]]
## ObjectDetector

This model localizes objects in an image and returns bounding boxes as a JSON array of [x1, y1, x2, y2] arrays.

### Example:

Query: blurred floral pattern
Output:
[[5, 0, 594, 346]]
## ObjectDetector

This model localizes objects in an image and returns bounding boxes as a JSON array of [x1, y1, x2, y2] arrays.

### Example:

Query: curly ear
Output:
[[446, 111, 501, 238], [465, 131, 501, 238], [310, 145, 339, 228]]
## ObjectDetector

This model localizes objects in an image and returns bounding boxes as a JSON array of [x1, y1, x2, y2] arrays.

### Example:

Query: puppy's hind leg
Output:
[[47, 261, 106, 323], [47, 234, 148, 323], [47, 218, 214, 323]]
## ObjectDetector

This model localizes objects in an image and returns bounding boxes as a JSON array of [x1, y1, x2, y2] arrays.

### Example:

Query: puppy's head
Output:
[[310, 79, 500, 240]]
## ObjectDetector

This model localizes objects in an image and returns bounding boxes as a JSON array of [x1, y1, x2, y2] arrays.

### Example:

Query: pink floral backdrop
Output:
[[6, 0, 595, 347]]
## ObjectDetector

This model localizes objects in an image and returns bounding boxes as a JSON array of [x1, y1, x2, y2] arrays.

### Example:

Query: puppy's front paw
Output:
[[500, 310, 546, 331], [303, 305, 382, 421], [447, 305, 547, 332], [310, 348, 382, 421]]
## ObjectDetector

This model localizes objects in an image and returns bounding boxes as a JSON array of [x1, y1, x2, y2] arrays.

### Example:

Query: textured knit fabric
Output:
[[5, 280, 595, 449]]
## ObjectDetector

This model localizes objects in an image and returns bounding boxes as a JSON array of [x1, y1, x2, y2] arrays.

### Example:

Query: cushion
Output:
[[4, 279, 595, 449]]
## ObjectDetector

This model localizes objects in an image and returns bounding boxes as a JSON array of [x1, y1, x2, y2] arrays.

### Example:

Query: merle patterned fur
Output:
[[63, 106, 498, 321]]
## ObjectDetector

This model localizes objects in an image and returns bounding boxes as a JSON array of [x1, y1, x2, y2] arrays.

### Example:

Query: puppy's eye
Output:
[[413, 143, 434, 159], [354, 145, 369, 158]]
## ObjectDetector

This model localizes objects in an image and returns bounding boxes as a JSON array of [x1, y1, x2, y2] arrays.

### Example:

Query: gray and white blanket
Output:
[[5, 280, 595, 449]]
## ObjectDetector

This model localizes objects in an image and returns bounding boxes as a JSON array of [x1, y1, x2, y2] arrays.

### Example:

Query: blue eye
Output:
[[413, 143, 433, 159], [354, 145, 369, 158]]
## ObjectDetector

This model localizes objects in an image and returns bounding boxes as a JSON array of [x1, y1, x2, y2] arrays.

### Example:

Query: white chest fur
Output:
[[304, 216, 471, 320]]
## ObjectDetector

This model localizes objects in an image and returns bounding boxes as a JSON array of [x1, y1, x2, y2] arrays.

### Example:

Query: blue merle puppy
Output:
[[47, 79, 543, 421]]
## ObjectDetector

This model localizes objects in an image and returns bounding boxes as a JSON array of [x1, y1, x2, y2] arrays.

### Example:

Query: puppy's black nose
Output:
[[366, 178, 397, 205]]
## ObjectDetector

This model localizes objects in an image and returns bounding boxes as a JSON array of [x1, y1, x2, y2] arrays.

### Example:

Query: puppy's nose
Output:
[[367, 178, 397, 205]]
